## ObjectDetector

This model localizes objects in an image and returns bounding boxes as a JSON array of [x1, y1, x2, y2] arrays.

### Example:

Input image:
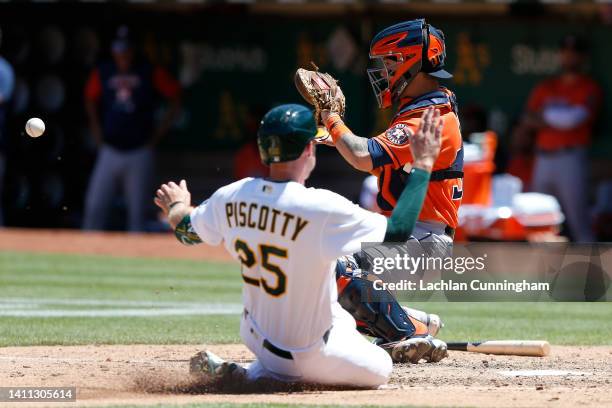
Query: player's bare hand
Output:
[[410, 107, 442, 172], [154, 179, 191, 215]]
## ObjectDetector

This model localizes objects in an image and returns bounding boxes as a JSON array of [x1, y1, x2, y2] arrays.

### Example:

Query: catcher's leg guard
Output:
[[336, 256, 428, 343]]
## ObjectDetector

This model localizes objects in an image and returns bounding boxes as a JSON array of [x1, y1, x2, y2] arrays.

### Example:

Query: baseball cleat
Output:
[[389, 335, 448, 364], [422, 337, 448, 363], [189, 350, 246, 380], [390, 337, 432, 363]]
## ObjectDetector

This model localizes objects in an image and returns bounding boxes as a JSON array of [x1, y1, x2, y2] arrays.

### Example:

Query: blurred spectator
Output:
[[0, 29, 15, 226], [82, 27, 181, 232], [512, 35, 602, 242]]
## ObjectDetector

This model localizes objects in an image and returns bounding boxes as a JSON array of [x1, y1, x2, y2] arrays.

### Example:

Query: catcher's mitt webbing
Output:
[[384, 168, 430, 242], [294, 68, 345, 124]]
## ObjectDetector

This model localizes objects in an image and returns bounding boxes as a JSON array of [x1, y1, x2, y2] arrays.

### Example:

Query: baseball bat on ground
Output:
[[446, 340, 550, 357]]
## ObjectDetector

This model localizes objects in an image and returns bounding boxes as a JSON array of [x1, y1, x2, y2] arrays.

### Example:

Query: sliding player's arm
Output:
[[154, 180, 202, 245], [383, 168, 430, 242]]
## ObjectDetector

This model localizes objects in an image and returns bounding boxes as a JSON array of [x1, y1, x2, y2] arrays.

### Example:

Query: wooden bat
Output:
[[446, 340, 550, 357]]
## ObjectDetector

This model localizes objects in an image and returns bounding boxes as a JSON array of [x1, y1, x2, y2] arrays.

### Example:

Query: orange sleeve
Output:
[[526, 82, 547, 113], [153, 67, 181, 99], [84, 69, 102, 102], [372, 118, 420, 168]]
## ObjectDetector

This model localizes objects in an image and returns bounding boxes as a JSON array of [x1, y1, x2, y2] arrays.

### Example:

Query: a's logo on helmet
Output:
[[385, 123, 411, 145]]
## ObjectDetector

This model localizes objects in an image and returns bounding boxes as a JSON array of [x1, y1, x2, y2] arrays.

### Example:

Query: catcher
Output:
[[295, 18, 463, 363]]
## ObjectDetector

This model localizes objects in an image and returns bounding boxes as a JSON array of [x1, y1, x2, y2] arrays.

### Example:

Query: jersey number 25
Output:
[[234, 238, 287, 297]]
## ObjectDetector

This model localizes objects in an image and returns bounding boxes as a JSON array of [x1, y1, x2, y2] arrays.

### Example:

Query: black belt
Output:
[[263, 328, 331, 360], [445, 225, 455, 239]]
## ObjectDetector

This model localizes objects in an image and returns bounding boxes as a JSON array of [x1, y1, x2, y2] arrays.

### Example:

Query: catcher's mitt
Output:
[[294, 66, 345, 125]]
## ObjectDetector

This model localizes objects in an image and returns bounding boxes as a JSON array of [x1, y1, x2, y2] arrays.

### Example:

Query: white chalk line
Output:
[[0, 297, 242, 317]]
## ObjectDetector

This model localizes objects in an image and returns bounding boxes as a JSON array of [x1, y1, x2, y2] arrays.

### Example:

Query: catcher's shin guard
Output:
[[336, 256, 418, 342]]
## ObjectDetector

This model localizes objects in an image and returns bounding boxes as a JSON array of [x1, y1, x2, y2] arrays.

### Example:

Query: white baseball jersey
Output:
[[190, 177, 387, 350]]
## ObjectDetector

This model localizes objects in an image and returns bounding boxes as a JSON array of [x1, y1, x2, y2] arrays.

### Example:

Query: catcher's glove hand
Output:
[[294, 65, 346, 125]]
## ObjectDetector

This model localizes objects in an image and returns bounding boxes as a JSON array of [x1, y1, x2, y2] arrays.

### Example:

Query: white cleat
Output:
[[390, 335, 448, 364], [422, 337, 448, 363], [189, 350, 246, 380], [390, 337, 432, 363]]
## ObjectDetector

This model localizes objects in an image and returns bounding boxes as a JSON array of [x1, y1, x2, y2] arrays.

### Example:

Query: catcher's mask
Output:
[[257, 104, 317, 165], [367, 19, 452, 109]]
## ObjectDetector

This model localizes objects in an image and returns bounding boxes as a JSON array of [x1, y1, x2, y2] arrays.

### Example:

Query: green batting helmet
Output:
[[257, 104, 317, 165]]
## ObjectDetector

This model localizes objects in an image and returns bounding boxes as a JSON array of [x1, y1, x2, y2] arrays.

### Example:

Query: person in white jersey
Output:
[[154, 104, 443, 388]]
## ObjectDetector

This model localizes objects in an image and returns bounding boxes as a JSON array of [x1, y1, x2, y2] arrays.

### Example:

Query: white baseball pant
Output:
[[240, 305, 392, 388]]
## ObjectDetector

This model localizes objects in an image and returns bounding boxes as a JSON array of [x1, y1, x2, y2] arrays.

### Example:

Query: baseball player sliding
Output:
[[295, 18, 462, 363], [155, 105, 443, 388]]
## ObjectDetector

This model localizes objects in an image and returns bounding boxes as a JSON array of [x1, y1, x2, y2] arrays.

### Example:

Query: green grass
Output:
[[0, 315, 241, 346], [408, 301, 612, 345], [0, 251, 610, 347], [0, 252, 241, 302]]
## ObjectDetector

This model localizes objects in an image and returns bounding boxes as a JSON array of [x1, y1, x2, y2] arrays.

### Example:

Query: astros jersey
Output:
[[190, 178, 387, 350], [526, 74, 602, 151], [84, 62, 180, 150], [367, 87, 463, 228]]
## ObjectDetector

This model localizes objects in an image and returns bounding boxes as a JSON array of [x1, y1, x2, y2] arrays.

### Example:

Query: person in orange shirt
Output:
[[321, 19, 461, 365], [513, 35, 602, 242], [322, 19, 463, 244]]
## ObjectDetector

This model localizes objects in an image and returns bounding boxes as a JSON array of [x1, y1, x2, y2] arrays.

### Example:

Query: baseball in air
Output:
[[25, 118, 45, 138]]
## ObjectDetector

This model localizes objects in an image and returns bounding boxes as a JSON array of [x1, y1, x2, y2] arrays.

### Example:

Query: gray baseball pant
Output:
[[532, 147, 594, 242], [83, 144, 153, 232]]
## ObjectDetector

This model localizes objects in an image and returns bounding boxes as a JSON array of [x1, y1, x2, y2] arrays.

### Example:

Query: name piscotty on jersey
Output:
[[224, 201, 309, 241], [189, 177, 388, 349]]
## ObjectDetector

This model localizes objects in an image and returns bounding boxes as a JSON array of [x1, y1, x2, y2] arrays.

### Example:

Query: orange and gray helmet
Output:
[[367, 19, 452, 109]]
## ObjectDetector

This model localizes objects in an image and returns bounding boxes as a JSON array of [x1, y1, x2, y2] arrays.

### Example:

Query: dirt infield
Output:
[[1, 344, 611, 407]]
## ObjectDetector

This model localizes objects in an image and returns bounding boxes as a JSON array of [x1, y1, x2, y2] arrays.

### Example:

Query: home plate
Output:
[[499, 370, 592, 377]]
